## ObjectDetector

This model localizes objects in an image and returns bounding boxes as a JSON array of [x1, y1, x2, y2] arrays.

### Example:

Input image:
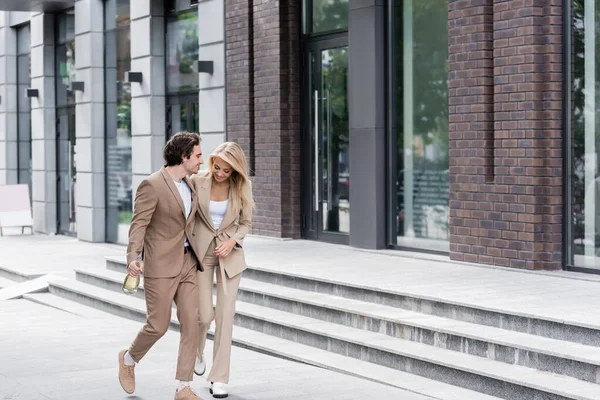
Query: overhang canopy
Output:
[[0, 0, 75, 12]]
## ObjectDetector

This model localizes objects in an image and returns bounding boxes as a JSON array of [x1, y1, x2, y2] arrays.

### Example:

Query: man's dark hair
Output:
[[163, 132, 201, 166]]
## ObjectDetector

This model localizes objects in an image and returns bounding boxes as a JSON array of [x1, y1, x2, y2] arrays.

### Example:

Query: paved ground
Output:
[[2, 230, 600, 329], [3, 231, 600, 398], [0, 299, 431, 400]]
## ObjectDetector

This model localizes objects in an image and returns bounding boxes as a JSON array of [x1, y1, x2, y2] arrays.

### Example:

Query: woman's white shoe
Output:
[[194, 354, 206, 376], [210, 382, 228, 398]]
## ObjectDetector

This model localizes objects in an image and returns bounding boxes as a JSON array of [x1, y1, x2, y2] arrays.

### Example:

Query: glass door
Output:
[[167, 94, 199, 139], [304, 37, 349, 244], [57, 106, 77, 235]]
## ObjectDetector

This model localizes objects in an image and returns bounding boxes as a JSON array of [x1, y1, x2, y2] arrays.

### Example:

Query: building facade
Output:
[[0, 0, 596, 273]]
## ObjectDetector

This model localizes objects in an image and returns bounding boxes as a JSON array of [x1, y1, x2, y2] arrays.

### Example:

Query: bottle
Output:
[[122, 256, 143, 295]]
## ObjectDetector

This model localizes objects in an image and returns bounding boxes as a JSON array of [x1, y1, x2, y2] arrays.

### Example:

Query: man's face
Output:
[[183, 144, 204, 175]]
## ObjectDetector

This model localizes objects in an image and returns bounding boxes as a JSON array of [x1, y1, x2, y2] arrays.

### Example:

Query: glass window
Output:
[[16, 24, 31, 193], [303, 0, 348, 34], [391, 0, 449, 252], [105, 0, 132, 244], [166, 8, 199, 94], [570, 0, 600, 269], [56, 11, 76, 107], [309, 0, 348, 34]]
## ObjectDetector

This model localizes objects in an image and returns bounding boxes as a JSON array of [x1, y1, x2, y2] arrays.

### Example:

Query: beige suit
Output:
[[127, 167, 202, 381], [192, 170, 252, 384]]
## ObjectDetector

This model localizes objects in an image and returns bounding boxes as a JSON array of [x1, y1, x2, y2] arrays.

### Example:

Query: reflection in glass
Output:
[[105, 0, 132, 244], [571, 0, 600, 269], [312, 0, 348, 33], [56, 13, 76, 107], [56, 11, 77, 234], [320, 48, 349, 233], [166, 8, 199, 93], [17, 25, 31, 194], [394, 0, 449, 251]]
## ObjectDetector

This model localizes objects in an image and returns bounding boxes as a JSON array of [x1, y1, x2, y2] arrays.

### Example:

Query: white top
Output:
[[210, 200, 229, 230], [173, 179, 192, 246]]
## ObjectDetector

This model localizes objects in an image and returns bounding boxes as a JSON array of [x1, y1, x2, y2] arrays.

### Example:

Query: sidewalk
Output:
[[0, 298, 429, 400], [2, 231, 600, 329], [4, 231, 600, 399]]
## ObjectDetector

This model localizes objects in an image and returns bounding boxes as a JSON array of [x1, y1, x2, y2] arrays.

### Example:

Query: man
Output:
[[118, 132, 205, 400]]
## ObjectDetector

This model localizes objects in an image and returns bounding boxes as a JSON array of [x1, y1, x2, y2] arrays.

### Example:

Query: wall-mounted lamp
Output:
[[71, 81, 85, 92], [26, 88, 38, 98], [124, 71, 143, 83], [193, 60, 214, 75]]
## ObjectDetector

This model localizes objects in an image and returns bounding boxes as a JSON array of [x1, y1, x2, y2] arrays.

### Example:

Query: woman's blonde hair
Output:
[[208, 142, 254, 216]]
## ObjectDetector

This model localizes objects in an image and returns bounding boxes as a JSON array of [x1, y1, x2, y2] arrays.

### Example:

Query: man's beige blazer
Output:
[[191, 170, 252, 279], [126, 167, 201, 278]]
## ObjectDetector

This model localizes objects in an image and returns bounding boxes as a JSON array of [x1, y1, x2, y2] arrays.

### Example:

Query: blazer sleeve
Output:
[[126, 179, 158, 265], [231, 182, 253, 246]]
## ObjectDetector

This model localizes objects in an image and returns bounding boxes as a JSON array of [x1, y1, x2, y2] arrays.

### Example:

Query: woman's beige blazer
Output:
[[191, 170, 252, 279]]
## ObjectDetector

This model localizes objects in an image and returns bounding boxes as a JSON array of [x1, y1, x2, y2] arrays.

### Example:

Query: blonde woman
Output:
[[190, 142, 253, 399]]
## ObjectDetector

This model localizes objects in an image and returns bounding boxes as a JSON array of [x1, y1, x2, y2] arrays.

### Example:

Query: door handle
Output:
[[326, 89, 332, 212], [314, 89, 319, 212]]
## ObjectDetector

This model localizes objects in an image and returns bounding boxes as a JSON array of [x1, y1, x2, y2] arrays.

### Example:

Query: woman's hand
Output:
[[214, 239, 237, 258]]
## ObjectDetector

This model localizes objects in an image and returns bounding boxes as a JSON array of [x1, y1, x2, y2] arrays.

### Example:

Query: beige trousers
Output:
[[197, 239, 242, 384], [129, 250, 199, 381]]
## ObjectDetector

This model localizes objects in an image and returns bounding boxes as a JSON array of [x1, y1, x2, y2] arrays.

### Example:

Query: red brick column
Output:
[[449, 0, 563, 270], [448, 0, 495, 263], [225, 0, 302, 238]]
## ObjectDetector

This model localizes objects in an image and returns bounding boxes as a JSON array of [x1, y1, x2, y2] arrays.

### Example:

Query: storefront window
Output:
[[56, 12, 75, 107], [166, 8, 198, 94], [105, 0, 132, 244], [570, 0, 600, 269], [305, 0, 349, 34], [16, 24, 31, 194], [391, 0, 449, 252], [56, 10, 77, 235]]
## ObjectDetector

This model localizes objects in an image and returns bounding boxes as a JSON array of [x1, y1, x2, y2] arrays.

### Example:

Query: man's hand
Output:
[[127, 260, 142, 277], [214, 239, 236, 258]]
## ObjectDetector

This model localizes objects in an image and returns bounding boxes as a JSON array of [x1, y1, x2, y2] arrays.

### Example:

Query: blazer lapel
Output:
[[183, 175, 197, 226], [160, 167, 186, 220], [198, 175, 215, 230], [219, 200, 236, 232]]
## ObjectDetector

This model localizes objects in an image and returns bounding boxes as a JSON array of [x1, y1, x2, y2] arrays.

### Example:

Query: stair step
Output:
[[0, 276, 18, 289], [49, 277, 600, 400], [47, 278, 501, 400], [78, 267, 600, 383], [22, 292, 113, 318], [105, 256, 600, 348]]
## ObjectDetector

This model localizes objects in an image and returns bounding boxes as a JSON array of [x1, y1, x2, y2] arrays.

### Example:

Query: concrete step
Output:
[[0, 264, 43, 283], [46, 277, 501, 400], [105, 256, 600, 348], [78, 267, 600, 384], [49, 277, 600, 400], [22, 292, 114, 318], [0, 276, 18, 289]]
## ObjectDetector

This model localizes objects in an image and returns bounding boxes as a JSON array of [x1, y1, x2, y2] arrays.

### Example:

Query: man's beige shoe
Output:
[[118, 349, 136, 394], [174, 386, 204, 400]]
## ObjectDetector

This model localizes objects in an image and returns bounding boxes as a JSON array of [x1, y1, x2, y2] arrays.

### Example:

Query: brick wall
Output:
[[449, 0, 563, 270], [225, 0, 302, 238]]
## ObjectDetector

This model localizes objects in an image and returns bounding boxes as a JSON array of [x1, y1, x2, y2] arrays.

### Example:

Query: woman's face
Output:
[[212, 156, 234, 183]]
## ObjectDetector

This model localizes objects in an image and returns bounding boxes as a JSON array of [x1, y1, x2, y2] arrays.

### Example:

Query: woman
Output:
[[191, 142, 253, 399]]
